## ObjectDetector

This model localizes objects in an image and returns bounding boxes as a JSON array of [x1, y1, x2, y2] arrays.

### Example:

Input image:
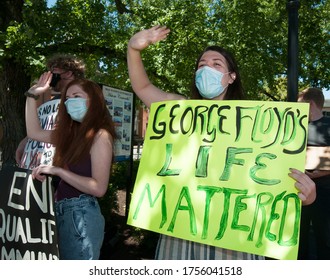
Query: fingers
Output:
[[297, 192, 307, 202], [150, 25, 169, 33], [131, 25, 170, 50], [34, 174, 46, 182], [151, 25, 170, 41], [288, 168, 316, 205], [39, 72, 52, 86], [32, 171, 46, 182], [32, 166, 47, 182], [29, 72, 51, 96]]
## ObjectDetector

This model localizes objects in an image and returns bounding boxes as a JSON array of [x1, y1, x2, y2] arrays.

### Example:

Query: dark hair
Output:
[[191, 46, 244, 100], [298, 87, 324, 109], [53, 79, 116, 167], [46, 54, 85, 78]]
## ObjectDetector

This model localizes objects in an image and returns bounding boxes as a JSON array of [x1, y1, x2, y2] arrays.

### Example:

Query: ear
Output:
[[62, 71, 73, 79], [309, 100, 316, 108], [229, 72, 236, 84]]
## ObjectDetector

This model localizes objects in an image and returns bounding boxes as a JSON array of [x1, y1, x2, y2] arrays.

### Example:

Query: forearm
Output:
[[15, 137, 28, 164], [55, 167, 108, 198], [127, 47, 157, 108], [127, 47, 150, 90], [25, 96, 40, 139], [127, 47, 185, 108], [127, 26, 185, 107], [25, 91, 53, 143]]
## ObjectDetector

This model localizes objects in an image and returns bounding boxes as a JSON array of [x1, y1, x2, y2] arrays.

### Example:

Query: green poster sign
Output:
[[127, 100, 309, 260]]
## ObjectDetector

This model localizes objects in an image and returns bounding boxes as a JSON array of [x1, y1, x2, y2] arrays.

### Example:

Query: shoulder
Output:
[[90, 129, 113, 155], [94, 129, 113, 145]]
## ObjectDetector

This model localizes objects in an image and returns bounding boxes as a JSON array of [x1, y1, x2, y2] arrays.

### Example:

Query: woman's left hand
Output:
[[28, 72, 52, 97], [289, 168, 316, 205]]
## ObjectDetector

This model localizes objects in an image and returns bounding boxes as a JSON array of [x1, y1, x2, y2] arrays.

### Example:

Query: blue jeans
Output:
[[55, 194, 105, 260]]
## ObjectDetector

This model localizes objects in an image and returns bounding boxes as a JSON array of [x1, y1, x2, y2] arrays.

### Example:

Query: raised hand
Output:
[[28, 71, 52, 97], [128, 25, 170, 51]]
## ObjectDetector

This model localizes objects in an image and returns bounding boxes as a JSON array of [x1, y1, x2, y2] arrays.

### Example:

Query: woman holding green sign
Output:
[[127, 25, 316, 260]]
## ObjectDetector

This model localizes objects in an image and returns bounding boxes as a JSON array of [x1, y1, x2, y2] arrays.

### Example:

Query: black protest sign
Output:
[[0, 166, 59, 260]]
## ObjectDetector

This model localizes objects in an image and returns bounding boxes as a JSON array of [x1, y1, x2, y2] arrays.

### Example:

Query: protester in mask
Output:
[[24, 75, 116, 260], [297, 87, 330, 260], [127, 25, 316, 260], [16, 54, 85, 169]]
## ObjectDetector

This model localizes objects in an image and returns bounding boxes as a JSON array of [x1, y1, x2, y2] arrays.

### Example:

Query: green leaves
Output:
[[2, 0, 330, 102]]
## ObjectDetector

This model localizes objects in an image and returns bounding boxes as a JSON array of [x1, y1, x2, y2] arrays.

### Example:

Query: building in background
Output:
[[133, 105, 149, 159], [323, 103, 330, 116]]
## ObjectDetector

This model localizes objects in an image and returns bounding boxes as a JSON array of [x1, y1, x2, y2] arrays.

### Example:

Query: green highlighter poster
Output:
[[127, 100, 309, 260]]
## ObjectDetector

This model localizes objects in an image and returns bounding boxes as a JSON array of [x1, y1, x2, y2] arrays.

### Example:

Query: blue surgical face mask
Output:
[[195, 66, 229, 99], [64, 97, 88, 122]]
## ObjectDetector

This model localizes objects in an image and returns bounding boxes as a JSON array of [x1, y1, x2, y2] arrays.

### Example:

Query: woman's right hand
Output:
[[31, 164, 59, 182], [128, 25, 171, 51]]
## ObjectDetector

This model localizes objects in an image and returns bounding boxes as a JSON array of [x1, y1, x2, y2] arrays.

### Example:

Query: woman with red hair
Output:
[[25, 74, 116, 260]]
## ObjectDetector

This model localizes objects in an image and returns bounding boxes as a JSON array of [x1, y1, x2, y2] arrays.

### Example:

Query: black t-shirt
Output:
[[307, 116, 330, 186], [307, 116, 330, 146]]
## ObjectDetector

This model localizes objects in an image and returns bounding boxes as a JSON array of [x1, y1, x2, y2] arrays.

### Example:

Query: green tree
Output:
[[1, 0, 329, 165]]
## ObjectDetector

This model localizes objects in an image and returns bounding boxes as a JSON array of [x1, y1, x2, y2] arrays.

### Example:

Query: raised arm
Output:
[[25, 72, 53, 143], [127, 25, 186, 108]]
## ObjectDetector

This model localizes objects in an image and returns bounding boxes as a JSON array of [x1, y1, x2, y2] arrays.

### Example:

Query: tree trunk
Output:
[[0, 0, 30, 167], [0, 59, 31, 166]]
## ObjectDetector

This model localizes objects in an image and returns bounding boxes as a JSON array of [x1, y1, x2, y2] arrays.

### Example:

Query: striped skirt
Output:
[[155, 235, 265, 260]]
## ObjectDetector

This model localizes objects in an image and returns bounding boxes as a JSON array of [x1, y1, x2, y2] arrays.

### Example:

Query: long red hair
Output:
[[52, 79, 116, 167]]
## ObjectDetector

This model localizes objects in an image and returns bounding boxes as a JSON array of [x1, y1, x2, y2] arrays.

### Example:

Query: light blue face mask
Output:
[[64, 97, 88, 122], [195, 66, 228, 99]]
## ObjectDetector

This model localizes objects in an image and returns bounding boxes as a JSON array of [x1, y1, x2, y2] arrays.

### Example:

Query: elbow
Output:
[[26, 126, 39, 140], [26, 130, 33, 139], [93, 185, 108, 198]]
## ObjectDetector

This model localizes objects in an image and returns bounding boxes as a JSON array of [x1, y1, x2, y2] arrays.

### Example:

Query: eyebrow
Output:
[[198, 58, 225, 64]]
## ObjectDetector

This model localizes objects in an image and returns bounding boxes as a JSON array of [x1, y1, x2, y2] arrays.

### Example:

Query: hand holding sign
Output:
[[289, 168, 316, 205], [31, 164, 58, 181]]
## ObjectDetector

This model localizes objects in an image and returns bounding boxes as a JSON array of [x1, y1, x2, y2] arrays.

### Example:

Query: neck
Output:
[[311, 110, 323, 122]]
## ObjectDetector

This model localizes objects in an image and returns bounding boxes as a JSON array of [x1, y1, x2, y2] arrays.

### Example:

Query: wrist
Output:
[[24, 91, 39, 100], [52, 166, 61, 177]]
